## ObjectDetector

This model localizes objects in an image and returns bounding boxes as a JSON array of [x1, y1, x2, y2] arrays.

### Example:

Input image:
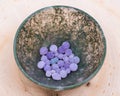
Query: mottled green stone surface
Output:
[[14, 6, 106, 90]]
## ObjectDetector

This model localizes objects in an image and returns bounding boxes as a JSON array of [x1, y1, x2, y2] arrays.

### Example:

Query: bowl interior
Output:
[[14, 6, 106, 90]]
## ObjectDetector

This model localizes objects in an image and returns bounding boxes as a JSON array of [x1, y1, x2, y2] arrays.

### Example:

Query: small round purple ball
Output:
[[62, 41, 70, 50], [46, 52, 54, 59], [58, 46, 65, 54], [57, 60, 64, 67], [44, 64, 51, 71], [52, 64, 59, 70], [65, 49, 72, 56], [37, 61, 45, 69], [60, 70, 67, 78], [46, 71, 52, 77], [41, 55, 48, 61], [74, 56, 80, 63], [39, 47, 48, 55], [52, 73, 61, 80], [69, 63, 78, 71], [50, 44, 58, 52], [57, 53, 64, 59]]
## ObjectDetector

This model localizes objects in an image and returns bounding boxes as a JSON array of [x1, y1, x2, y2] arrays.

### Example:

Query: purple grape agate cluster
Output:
[[37, 41, 80, 80]]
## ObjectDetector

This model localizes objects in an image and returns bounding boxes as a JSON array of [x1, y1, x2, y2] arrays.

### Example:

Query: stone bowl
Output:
[[13, 5, 106, 91]]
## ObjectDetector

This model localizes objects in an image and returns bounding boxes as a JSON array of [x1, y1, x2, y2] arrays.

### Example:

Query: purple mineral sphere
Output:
[[37, 61, 45, 69], [58, 46, 65, 54], [57, 60, 64, 67], [60, 70, 67, 78], [41, 55, 48, 61], [45, 60, 50, 65], [52, 64, 59, 70], [44, 64, 51, 71], [65, 49, 72, 56], [63, 56, 69, 63], [64, 62, 70, 69], [52, 73, 61, 80], [46, 52, 54, 59], [46, 71, 52, 77], [66, 68, 71, 74], [74, 56, 80, 63], [50, 44, 58, 52], [39, 47, 48, 55], [69, 63, 78, 71], [57, 53, 64, 59], [62, 41, 70, 50]]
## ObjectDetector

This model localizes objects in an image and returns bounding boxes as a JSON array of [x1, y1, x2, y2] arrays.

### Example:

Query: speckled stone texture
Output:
[[15, 6, 105, 89]]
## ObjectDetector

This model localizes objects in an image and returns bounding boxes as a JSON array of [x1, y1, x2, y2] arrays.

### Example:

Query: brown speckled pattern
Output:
[[16, 6, 105, 88]]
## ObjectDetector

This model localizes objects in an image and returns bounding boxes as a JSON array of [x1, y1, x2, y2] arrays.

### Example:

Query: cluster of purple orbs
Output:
[[37, 41, 80, 80]]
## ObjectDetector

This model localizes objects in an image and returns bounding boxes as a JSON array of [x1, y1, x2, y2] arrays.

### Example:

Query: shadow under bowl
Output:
[[14, 5, 106, 91]]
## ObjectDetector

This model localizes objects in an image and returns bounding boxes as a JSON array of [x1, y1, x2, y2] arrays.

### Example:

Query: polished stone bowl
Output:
[[13, 6, 106, 91]]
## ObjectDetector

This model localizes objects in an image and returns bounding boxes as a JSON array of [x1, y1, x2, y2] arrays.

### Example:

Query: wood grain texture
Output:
[[0, 0, 120, 96]]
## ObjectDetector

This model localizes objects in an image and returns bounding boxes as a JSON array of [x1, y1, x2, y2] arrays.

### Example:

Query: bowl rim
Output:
[[13, 5, 107, 91]]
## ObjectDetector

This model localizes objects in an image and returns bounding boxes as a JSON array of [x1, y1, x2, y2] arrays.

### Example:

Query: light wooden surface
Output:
[[0, 0, 120, 96]]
